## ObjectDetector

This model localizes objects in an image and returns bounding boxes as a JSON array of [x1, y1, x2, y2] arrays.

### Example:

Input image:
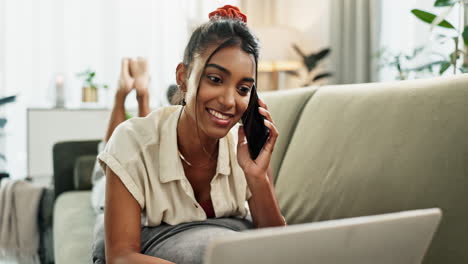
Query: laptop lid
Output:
[[204, 208, 442, 264]]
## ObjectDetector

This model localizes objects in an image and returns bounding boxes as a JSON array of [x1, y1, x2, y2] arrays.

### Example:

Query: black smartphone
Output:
[[241, 89, 270, 160]]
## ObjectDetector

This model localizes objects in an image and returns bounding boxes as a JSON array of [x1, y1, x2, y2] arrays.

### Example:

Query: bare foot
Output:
[[129, 57, 150, 98], [118, 58, 134, 97]]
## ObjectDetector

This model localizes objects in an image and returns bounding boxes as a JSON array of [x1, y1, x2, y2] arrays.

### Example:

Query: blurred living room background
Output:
[[0, 0, 467, 183]]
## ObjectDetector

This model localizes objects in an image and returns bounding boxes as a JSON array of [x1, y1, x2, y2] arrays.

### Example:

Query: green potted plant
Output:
[[378, 0, 468, 80], [77, 69, 108, 103], [376, 46, 447, 80], [411, 0, 468, 74]]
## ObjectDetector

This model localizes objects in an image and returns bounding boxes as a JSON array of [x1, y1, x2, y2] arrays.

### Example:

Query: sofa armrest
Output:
[[53, 140, 101, 199], [38, 186, 55, 264], [73, 155, 97, 190]]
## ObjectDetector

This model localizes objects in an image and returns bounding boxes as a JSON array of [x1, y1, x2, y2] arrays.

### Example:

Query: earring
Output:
[[177, 84, 186, 106], [181, 90, 186, 106]]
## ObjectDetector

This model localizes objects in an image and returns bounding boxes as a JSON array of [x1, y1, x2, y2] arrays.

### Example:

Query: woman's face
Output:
[[184, 44, 256, 140]]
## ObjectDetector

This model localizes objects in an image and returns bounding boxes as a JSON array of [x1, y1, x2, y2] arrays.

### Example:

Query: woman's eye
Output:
[[238, 86, 251, 94], [208, 75, 222, 84]]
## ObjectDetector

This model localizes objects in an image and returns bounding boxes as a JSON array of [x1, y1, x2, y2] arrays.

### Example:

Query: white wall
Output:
[[277, 0, 331, 52], [0, 0, 5, 96]]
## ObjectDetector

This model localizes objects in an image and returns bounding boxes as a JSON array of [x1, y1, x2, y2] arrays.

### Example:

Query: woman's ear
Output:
[[176, 63, 188, 92]]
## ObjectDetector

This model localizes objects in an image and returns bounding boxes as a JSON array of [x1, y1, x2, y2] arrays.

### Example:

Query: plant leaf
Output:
[[0, 95, 17, 106], [304, 48, 331, 72], [434, 0, 457, 7], [463, 25, 468, 46], [439, 61, 451, 74], [292, 44, 306, 58], [411, 9, 455, 29], [430, 5, 453, 30]]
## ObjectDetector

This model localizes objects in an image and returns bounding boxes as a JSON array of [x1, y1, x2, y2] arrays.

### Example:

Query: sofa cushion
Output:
[[260, 87, 318, 183], [275, 74, 468, 263], [73, 155, 97, 190], [53, 191, 95, 264]]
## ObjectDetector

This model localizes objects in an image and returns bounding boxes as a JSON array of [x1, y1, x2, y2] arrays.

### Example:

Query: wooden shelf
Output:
[[258, 60, 302, 72], [258, 60, 302, 90]]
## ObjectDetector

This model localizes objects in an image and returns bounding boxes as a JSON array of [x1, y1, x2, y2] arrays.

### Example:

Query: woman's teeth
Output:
[[208, 109, 230, 120]]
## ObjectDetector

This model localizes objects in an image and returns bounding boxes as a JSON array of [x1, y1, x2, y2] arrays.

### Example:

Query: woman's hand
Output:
[[237, 98, 279, 180], [129, 57, 150, 98]]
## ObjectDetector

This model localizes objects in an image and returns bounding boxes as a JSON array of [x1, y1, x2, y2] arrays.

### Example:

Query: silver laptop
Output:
[[204, 208, 442, 264]]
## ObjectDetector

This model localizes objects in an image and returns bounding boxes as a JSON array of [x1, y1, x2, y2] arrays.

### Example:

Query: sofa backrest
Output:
[[275, 74, 468, 264], [53, 140, 100, 199], [260, 87, 318, 182]]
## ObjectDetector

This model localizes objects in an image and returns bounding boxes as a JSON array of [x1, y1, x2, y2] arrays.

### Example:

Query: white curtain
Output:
[[329, 0, 382, 84], [0, 0, 237, 179]]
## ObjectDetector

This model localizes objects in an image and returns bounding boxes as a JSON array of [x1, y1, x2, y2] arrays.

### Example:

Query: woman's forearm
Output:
[[247, 173, 287, 228]]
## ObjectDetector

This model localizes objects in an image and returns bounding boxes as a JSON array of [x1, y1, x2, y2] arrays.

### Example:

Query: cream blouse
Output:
[[98, 105, 252, 226]]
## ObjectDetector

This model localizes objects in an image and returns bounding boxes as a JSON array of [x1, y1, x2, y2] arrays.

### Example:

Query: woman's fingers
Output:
[[254, 118, 279, 166], [237, 125, 247, 145], [253, 121, 278, 167], [237, 126, 251, 167], [258, 97, 268, 110], [258, 107, 273, 123], [257, 100, 279, 159], [262, 119, 279, 153]]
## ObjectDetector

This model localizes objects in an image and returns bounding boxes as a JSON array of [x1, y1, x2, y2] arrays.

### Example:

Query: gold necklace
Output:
[[178, 149, 217, 168], [178, 150, 193, 166], [177, 106, 217, 169]]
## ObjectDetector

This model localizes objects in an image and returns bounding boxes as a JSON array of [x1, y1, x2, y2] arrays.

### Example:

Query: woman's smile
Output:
[[206, 107, 233, 127]]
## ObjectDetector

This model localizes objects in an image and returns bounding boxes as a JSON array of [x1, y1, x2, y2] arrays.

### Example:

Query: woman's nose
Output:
[[218, 87, 236, 108]]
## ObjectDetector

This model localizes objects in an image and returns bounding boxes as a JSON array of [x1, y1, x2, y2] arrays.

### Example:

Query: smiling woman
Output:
[[177, 46, 254, 142], [92, 5, 285, 264]]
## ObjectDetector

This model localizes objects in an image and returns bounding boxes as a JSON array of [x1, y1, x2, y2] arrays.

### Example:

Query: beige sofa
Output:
[[53, 74, 468, 263]]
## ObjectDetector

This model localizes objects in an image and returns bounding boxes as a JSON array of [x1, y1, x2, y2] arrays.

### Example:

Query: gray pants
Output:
[[92, 214, 254, 264]]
